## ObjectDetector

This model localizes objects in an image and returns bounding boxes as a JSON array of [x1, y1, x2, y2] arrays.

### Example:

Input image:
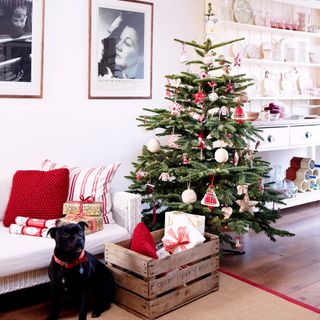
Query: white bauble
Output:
[[182, 189, 197, 204], [208, 92, 218, 102], [214, 148, 229, 163], [147, 138, 161, 153]]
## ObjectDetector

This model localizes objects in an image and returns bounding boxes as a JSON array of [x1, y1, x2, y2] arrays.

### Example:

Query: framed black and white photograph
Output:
[[0, 0, 44, 98], [89, 0, 153, 99]]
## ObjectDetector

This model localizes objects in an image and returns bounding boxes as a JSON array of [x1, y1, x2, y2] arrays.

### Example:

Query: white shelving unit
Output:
[[207, 0, 320, 208]]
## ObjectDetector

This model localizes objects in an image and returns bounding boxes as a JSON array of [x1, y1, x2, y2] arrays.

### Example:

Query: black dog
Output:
[[47, 222, 115, 320]]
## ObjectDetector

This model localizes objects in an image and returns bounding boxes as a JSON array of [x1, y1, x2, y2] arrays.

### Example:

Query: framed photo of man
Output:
[[89, 0, 153, 99], [0, 0, 44, 98]]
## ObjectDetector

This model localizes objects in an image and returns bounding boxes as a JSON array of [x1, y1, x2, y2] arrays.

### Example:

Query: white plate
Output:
[[234, 0, 254, 24]]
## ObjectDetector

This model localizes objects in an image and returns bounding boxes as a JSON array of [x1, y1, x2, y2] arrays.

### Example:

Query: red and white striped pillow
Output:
[[41, 159, 121, 224]]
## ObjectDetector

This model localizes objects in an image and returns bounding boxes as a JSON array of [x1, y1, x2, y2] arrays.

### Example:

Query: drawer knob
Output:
[[267, 135, 275, 143], [305, 131, 312, 139]]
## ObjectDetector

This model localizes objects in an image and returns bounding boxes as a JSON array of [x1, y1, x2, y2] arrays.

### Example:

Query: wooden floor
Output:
[[221, 201, 320, 309], [1, 201, 320, 317]]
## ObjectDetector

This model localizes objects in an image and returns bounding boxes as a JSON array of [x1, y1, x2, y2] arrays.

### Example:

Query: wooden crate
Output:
[[105, 229, 219, 320]]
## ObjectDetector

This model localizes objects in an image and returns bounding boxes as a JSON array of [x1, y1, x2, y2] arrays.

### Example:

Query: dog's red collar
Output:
[[53, 249, 87, 269]]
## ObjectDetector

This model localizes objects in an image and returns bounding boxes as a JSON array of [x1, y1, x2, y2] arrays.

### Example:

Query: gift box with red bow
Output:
[[58, 214, 103, 235], [62, 195, 102, 216], [162, 214, 205, 254]]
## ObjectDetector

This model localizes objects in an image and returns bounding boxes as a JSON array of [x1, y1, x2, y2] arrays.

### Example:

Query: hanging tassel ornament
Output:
[[201, 176, 220, 208], [198, 131, 206, 160]]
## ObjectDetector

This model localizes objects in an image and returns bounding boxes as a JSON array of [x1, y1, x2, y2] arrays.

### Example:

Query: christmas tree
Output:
[[126, 10, 294, 247]]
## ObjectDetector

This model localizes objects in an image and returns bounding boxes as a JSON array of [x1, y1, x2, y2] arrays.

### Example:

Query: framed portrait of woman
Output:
[[0, 0, 44, 98], [89, 0, 153, 99]]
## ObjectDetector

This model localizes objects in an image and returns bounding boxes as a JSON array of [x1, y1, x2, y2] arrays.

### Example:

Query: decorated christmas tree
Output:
[[126, 9, 293, 247]]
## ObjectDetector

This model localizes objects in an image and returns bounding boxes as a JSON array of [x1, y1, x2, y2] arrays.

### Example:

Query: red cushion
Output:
[[130, 222, 158, 259], [3, 169, 69, 227]]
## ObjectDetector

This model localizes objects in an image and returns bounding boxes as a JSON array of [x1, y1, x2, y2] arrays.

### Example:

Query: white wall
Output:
[[0, 0, 205, 190]]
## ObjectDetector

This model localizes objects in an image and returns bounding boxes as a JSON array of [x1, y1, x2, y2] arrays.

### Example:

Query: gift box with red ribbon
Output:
[[162, 214, 205, 254], [58, 214, 103, 235], [62, 195, 102, 216]]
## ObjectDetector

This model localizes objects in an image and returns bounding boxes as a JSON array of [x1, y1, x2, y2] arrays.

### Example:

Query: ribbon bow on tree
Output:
[[162, 226, 190, 253]]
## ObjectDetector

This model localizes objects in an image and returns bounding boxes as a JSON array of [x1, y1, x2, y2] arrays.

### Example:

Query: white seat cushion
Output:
[[0, 222, 129, 277]]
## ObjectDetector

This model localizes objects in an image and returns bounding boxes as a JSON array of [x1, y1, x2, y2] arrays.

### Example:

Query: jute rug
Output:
[[2, 272, 320, 320]]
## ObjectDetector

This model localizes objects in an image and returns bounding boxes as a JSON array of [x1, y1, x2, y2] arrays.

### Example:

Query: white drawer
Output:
[[289, 125, 320, 147], [257, 127, 290, 151]]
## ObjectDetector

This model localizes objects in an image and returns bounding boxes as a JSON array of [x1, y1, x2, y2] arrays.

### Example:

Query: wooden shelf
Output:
[[218, 21, 320, 39]]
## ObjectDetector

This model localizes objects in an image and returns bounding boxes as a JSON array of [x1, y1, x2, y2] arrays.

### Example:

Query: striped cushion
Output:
[[41, 160, 121, 223]]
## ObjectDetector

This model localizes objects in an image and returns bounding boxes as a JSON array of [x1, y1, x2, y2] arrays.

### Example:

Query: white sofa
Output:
[[0, 180, 141, 295]]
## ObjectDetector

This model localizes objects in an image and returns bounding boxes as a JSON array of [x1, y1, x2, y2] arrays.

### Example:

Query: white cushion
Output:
[[0, 222, 129, 277], [41, 160, 121, 224]]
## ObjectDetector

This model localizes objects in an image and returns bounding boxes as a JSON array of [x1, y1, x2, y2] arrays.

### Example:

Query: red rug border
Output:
[[219, 268, 320, 314]]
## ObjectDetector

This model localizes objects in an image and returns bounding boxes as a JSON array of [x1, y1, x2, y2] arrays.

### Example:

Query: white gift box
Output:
[[165, 211, 205, 235], [162, 214, 205, 254]]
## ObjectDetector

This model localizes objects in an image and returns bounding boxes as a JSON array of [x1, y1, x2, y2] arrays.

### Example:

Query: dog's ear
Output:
[[47, 227, 57, 239], [78, 221, 89, 231]]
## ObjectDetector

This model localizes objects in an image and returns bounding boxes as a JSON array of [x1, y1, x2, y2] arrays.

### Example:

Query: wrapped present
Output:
[[15, 216, 57, 228], [165, 211, 205, 235], [9, 224, 50, 238], [63, 195, 102, 216], [58, 214, 103, 235], [162, 215, 205, 254]]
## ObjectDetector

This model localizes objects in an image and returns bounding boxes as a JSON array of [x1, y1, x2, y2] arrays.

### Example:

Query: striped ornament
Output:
[[41, 160, 121, 224]]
